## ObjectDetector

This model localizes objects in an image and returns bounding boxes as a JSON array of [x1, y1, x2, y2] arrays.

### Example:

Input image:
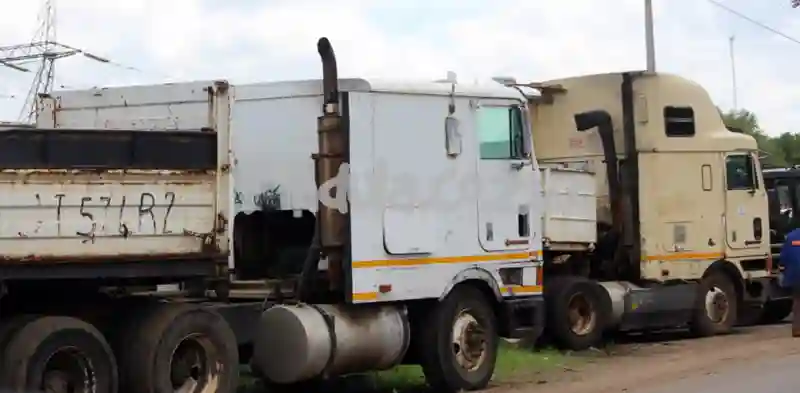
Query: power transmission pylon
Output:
[[0, 0, 110, 123]]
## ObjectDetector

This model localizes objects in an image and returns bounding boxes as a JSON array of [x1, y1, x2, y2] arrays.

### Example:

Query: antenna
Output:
[[644, 0, 656, 72], [729, 35, 738, 109], [0, 0, 112, 123]]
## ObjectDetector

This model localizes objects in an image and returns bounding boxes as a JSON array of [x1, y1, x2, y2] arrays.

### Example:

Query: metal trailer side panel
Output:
[[540, 167, 597, 245], [0, 171, 215, 260], [36, 81, 224, 131], [29, 81, 232, 263]]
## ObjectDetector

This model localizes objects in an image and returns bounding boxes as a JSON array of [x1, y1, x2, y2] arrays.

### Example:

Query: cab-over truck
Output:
[[0, 38, 575, 393]]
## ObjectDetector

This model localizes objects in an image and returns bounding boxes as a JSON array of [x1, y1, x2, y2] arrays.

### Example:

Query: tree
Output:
[[719, 108, 790, 168]]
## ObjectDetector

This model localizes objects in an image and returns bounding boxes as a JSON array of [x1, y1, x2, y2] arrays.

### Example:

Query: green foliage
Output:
[[719, 108, 799, 168]]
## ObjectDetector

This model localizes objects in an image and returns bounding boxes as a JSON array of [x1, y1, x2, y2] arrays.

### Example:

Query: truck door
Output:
[[475, 102, 538, 252], [724, 152, 765, 255]]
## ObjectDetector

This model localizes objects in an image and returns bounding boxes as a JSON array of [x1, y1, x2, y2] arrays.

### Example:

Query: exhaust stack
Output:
[[315, 37, 348, 293], [574, 110, 621, 233]]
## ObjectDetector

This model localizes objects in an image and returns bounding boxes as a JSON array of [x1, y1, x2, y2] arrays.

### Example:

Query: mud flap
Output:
[[498, 296, 545, 340]]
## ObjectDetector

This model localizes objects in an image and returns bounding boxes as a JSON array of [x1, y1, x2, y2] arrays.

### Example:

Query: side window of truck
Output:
[[664, 106, 695, 137], [477, 105, 526, 159], [725, 154, 757, 190]]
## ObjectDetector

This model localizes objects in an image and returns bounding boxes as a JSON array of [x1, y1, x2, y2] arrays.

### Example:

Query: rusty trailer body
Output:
[[0, 83, 232, 282]]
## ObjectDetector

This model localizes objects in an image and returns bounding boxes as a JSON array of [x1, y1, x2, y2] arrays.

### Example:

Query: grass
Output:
[[238, 341, 578, 393], [365, 341, 577, 391]]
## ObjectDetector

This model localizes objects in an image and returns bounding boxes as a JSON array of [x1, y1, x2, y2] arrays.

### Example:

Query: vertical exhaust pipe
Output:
[[574, 110, 622, 232], [314, 37, 347, 293], [574, 110, 624, 278]]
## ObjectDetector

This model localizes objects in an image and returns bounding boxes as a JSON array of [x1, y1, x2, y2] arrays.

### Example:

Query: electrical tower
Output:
[[0, 0, 111, 123]]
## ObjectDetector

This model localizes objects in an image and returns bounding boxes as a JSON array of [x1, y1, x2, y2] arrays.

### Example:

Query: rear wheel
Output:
[[690, 272, 738, 336], [0, 316, 118, 393], [545, 277, 607, 350], [118, 305, 239, 393], [0, 314, 41, 355], [417, 285, 499, 392], [759, 299, 793, 324]]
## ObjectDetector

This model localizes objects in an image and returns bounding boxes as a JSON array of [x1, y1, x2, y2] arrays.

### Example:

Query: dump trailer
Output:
[[494, 72, 786, 349], [0, 37, 589, 393]]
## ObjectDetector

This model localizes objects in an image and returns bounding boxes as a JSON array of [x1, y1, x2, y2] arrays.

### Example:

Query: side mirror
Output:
[[445, 115, 462, 157], [512, 106, 532, 159]]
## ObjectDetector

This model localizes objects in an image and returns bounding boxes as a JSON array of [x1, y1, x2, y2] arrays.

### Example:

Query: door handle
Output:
[[745, 240, 761, 246], [505, 239, 530, 246], [510, 161, 531, 171]]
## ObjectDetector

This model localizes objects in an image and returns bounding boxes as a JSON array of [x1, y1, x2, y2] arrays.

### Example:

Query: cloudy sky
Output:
[[1, 0, 798, 135]]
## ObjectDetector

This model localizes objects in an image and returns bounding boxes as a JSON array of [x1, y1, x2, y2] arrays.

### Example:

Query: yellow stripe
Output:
[[352, 285, 543, 302], [351, 250, 541, 269], [643, 251, 723, 261], [503, 285, 542, 294], [352, 291, 379, 301]]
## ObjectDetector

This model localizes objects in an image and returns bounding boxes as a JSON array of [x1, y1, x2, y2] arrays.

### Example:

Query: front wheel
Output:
[[690, 272, 738, 337], [417, 285, 499, 393]]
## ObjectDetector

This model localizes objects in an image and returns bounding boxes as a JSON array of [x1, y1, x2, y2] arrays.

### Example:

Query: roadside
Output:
[[238, 321, 798, 393], [492, 322, 798, 393]]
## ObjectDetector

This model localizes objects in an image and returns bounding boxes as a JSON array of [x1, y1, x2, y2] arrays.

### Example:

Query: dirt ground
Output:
[[491, 322, 800, 393], [240, 321, 799, 393]]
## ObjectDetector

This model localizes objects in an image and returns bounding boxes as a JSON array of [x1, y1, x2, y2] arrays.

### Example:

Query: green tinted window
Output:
[[477, 106, 525, 159]]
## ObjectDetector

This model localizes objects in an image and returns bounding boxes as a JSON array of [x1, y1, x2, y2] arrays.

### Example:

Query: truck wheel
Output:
[[759, 299, 793, 324], [0, 315, 41, 354], [545, 277, 606, 350], [0, 316, 118, 393], [689, 272, 738, 337], [417, 285, 499, 392], [118, 305, 239, 393]]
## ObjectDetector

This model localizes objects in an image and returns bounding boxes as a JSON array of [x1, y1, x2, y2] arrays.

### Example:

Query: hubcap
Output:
[[41, 348, 95, 393], [705, 287, 729, 323], [170, 335, 220, 393], [567, 293, 596, 336], [451, 311, 487, 372]]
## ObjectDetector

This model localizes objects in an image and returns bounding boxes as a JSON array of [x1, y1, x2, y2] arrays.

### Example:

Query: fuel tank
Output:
[[251, 303, 410, 384]]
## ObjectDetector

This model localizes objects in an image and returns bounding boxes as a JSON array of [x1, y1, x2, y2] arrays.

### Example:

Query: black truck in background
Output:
[[760, 166, 800, 322]]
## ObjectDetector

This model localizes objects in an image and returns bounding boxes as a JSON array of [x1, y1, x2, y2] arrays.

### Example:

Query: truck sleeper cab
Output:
[[507, 71, 783, 349], [0, 37, 546, 393]]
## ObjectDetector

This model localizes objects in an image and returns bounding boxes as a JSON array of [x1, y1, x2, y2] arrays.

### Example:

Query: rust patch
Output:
[[0, 251, 226, 265]]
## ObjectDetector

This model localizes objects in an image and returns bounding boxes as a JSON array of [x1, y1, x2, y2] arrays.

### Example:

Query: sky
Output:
[[1, 0, 799, 135]]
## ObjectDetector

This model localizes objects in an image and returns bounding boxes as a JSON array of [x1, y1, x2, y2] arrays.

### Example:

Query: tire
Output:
[[0, 316, 118, 393], [759, 299, 793, 324], [417, 285, 499, 393], [118, 304, 239, 393], [0, 315, 42, 353], [544, 277, 607, 351], [689, 272, 738, 337]]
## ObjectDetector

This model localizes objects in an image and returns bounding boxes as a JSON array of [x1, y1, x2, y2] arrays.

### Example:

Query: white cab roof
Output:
[[235, 78, 528, 101]]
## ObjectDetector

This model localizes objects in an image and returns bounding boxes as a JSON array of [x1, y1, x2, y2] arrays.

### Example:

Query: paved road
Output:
[[633, 351, 800, 393]]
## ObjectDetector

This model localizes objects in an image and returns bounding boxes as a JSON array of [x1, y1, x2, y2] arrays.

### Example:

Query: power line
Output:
[[706, 0, 800, 46], [0, 0, 164, 123]]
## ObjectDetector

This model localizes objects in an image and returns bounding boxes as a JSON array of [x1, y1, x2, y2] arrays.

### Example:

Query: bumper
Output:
[[497, 295, 545, 340]]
